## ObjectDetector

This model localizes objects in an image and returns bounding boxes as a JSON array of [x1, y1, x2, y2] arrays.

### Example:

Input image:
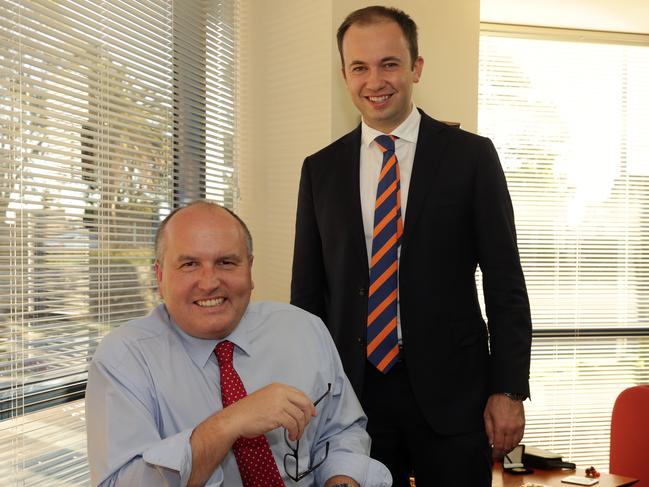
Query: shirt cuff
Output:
[[315, 451, 392, 487], [140, 428, 224, 486]]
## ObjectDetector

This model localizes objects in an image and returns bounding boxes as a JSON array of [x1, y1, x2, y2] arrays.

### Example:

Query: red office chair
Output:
[[610, 384, 649, 485]]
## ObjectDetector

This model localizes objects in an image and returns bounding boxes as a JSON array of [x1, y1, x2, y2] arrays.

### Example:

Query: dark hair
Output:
[[336, 5, 419, 68], [154, 200, 253, 266]]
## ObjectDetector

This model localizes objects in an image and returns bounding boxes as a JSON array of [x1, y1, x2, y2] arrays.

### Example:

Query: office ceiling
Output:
[[481, 0, 649, 34]]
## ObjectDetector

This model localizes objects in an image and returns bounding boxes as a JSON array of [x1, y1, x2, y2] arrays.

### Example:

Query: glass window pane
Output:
[[478, 28, 649, 470]]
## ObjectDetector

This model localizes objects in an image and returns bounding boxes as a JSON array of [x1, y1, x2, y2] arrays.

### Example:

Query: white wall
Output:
[[237, 0, 335, 302], [481, 0, 649, 34], [238, 0, 480, 301]]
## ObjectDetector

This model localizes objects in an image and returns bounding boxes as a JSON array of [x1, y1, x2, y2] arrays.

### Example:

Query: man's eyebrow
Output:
[[218, 253, 242, 262], [348, 56, 402, 66], [175, 253, 242, 262], [380, 56, 402, 63], [175, 254, 198, 262]]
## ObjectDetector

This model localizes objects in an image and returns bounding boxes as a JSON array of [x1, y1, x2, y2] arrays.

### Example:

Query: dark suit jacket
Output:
[[291, 109, 532, 435]]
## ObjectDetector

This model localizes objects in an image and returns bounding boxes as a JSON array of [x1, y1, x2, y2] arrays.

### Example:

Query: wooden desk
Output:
[[492, 463, 638, 487]]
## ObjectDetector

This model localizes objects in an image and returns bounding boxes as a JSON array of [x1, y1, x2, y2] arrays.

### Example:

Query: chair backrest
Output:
[[610, 384, 649, 486]]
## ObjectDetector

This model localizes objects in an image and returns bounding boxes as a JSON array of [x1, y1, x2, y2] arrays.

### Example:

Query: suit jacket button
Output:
[[357, 337, 365, 345], [358, 287, 367, 296]]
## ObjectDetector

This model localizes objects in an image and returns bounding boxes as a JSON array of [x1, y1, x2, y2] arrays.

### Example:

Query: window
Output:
[[479, 24, 649, 469], [0, 0, 237, 483], [173, 0, 238, 206]]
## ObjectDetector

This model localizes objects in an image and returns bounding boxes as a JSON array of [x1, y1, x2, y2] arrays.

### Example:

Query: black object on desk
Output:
[[523, 445, 576, 470]]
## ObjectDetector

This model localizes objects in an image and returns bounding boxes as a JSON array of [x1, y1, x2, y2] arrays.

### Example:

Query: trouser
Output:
[[362, 359, 492, 487]]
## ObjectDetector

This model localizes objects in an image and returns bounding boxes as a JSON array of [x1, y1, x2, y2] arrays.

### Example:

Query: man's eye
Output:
[[351, 66, 366, 73], [181, 262, 197, 268], [383, 63, 398, 69]]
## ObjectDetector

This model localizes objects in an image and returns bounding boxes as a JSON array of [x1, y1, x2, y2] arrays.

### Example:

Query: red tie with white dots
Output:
[[215, 340, 285, 487]]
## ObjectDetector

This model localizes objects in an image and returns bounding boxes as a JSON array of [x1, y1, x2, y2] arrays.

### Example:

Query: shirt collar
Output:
[[162, 304, 253, 369], [361, 103, 421, 148]]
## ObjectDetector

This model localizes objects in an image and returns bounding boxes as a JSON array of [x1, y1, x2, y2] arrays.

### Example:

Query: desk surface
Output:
[[492, 463, 638, 487]]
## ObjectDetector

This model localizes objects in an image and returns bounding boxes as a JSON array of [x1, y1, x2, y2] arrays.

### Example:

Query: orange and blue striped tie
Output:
[[367, 134, 402, 373]]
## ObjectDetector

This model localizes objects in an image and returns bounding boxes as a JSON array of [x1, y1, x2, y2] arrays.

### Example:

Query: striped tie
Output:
[[367, 134, 402, 373]]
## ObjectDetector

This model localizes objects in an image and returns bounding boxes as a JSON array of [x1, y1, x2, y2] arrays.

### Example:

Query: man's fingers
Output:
[[495, 423, 525, 453], [286, 388, 317, 419], [282, 411, 301, 441], [515, 426, 525, 445], [484, 393, 526, 458], [230, 383, 323, 440], [283, 403, 310, 441], [492, 430, 505, 450], [282, 389, 317, 440], [484, 414, 495, 446]]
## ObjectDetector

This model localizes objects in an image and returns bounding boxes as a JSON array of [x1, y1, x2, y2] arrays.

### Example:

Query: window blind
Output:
[[0, 0, 174, 419], [478, 24, 649, 470], [204, 0, 237, 206], [0, 0, 174, 481], [0, 0, 238, 484], [173, 0, 237, 207]]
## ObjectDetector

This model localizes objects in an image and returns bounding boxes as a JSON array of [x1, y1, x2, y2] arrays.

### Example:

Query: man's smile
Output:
[[195, 297, 226, 307], [366, 94, 393, 104]]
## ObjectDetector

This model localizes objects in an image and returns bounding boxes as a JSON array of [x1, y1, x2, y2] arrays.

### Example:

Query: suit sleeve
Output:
[[291, 158, 328, 322], [474, 137, 532, 397]]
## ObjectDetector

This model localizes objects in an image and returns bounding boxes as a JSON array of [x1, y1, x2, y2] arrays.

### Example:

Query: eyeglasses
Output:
[[283, 383, 332, 482]]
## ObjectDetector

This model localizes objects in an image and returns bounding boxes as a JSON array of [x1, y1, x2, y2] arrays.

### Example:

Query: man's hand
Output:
[[325, 475, 360, 487], [188, 383, 316, 486], [222, 382, 317, 441], [483, 393, 525, 459]]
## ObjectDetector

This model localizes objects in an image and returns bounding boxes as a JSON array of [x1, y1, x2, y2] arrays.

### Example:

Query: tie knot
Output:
[[215, 340, 234, 367], [375, 134, 397, 153]]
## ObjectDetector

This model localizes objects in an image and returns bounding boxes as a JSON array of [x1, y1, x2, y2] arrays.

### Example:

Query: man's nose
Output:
[[198, 266, 220, 289], [366, 68, 385, 90]]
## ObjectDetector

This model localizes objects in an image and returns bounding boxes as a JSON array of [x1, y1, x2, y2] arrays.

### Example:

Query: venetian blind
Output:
[[204, 0, 237, 205], [0, 0, 174, 421], [0, 0, 238, 484], [478, 24, 649, 470], [173, 0, 237, 206]]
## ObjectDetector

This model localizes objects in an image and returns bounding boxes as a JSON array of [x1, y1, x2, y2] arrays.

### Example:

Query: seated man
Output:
[[86, 201, 391, 487]]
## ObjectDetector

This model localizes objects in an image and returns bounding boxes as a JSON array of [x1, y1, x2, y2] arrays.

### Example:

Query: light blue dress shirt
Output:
[[86, 301, 391, 487]]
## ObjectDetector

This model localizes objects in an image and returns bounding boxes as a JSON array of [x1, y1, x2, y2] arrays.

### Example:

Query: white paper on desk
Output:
[[561, 475, 599, 486]]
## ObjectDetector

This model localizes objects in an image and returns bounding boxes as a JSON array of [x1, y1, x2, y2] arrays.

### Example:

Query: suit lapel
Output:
[[341, 125, 370, 274], [339, 112, 449, 271], [403, 110, 450, 245]]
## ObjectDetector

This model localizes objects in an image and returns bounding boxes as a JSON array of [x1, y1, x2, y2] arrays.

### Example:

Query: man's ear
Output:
[[154, 261, 164, 299], [412, 56, 424, 83], [249, 255, 254, 290], [341, 65, 347, 81]]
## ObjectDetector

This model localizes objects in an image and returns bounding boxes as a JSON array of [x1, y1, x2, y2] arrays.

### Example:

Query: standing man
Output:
[[86, 201, 391, 487], [291, 6, 532, 486]]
